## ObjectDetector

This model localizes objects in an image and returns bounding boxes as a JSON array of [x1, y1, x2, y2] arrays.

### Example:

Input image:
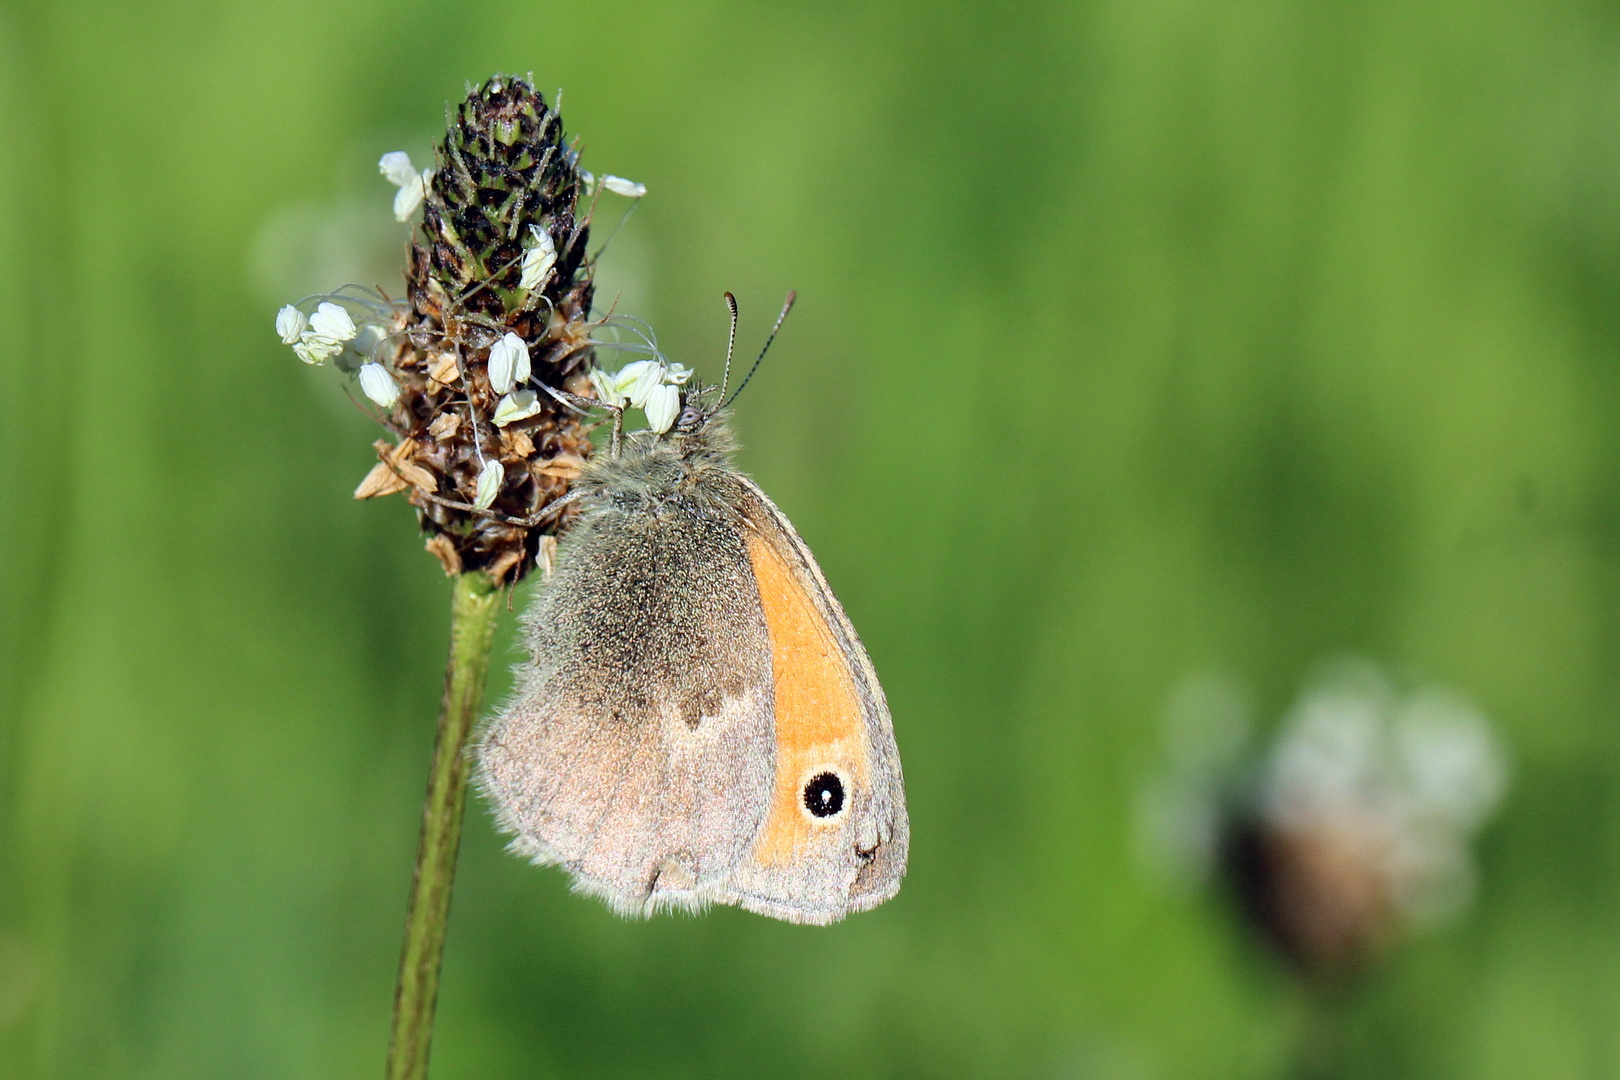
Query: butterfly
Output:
[[476, 295, 908, 924]]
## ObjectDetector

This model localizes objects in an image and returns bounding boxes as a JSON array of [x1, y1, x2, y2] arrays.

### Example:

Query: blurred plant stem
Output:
[[1288, 982, 1348, 1080], [386, 570, 502, 1080]]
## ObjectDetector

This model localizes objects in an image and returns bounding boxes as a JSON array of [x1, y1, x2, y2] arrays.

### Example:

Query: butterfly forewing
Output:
[[714, 481, 909, 924]]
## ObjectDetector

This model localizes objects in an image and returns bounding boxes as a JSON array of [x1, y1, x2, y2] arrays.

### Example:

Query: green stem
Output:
[[1288, 978, 1347, 1080], [386, 570, 502, 1080]]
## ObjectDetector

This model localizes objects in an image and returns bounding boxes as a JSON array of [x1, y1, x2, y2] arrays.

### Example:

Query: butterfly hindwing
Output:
[[477, 490, 776, 916]]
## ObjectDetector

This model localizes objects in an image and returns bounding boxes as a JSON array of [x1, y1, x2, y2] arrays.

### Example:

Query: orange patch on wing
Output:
[[746, 533, 868, 865]]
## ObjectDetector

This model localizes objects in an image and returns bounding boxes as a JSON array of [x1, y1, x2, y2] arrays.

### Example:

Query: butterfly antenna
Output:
[[718, 292, 740, 400], [721, 290, 795, 411]]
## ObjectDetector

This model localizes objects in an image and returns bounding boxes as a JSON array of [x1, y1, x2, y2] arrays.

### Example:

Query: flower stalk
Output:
[[386, 570, 502, 1080]]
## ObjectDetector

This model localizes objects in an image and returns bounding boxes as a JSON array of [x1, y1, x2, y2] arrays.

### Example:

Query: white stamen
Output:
[[643, 382, 680, 434], [493, 390, 542, 427], [276, 305, 308, 345], [391, 181, 424, 222], [293, 339, 336, 366], [473, 459, 504, 510], [378, 151, 418, 188], [307, 302, 358, 345], [487, 332, 530, 395], [358, 363, 401, 408], [601, 175, 647, 198], [379, 152, 431, 221], [589, 367, 627, 407], [519, 225, 557, 292], [615, 359, 663, 408], [377, 152, 430, 221]]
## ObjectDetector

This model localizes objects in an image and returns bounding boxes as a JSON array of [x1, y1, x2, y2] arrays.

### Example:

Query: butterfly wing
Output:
[[714, 478, 910, 924], [476, 492, 776, 917]]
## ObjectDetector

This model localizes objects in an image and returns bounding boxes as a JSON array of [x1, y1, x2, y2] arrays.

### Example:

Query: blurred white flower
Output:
[[1259, 658, 1508, 926], [473, 459, 504, 510], [379, 151, 432, 222], [358, 363, 401, 408], [487, 333, 530, 394], [600, 175, 647, 198], [1135, 671, 1254, 888], [519, 225, 557, 292], [275, 304, 308, 344], [1392, 689, 1508, 831], [336, 324, 388, 374], [1139, 658, 1510, 974], [351, 323, 388, 353], [493, 390, 542, 427]]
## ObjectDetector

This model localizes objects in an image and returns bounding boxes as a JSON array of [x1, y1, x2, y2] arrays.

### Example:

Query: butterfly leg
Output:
[[396, 475, 578, 531]]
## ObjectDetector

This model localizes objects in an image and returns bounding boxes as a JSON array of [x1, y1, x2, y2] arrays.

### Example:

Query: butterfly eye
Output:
[[673, 400, 705, 432], [802, 772, 846, 819]]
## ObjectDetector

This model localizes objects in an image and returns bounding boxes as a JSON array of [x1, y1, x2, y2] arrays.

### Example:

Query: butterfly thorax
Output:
[[571, 417, 744, 516]]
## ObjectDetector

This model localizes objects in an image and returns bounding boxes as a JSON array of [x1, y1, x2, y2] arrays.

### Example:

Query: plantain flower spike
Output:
[[334, 76, 601, 584]]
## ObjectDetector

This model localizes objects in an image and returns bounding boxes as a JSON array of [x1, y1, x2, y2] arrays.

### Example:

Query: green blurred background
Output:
[[4, 0, 1620, 1076]]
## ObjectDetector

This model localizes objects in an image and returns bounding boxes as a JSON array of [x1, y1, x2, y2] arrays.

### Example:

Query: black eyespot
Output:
[[802, 772, 845, 818]]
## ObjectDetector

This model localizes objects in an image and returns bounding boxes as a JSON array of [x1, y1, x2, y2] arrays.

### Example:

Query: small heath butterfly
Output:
[[475, 295, 908, 924]]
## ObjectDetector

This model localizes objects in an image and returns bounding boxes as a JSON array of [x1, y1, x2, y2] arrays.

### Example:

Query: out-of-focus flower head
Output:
[[1138, 658, 1510, 980]]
